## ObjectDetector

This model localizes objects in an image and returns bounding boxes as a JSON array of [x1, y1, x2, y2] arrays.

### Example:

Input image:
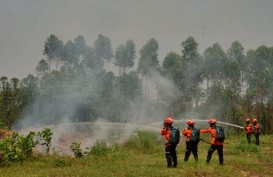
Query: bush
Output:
[[228, 142, 259, 154], [89, 141, 111, 157], [0, 131, 38, 165], [122, 131, 161, 153], [70, 141, 84, 158]]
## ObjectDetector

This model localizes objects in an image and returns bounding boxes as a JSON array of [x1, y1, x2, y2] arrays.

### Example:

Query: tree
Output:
[[115, 44, 126, 75], [74, 35, 86, 56], [93, 34, 114, 64], [162, 52, 182, 81], [203, 43, 228, 119], [138, 38, 160, 76], [74, 35, 87, 74], [181, 37, 203, 109], [10, 78, 19, 91], [161, 52, 183, 114], [0, 76, 11, 127], [124, 39, 136, 69], [61, 40, 79, 71], [203, 43, 227, 87], [225, 41, 245, 124], [226, 41, 245, 91], [181, 36, 199, 61], [114, 40, 136, 119], [137, 38, 160, 101], [115, 39, 136, 75], [36, 59, 49, 77], [43, 34, 63, 72], [82, 46, 103, 73], [245, 46, 270, 120], [20, 74, 39, 114]]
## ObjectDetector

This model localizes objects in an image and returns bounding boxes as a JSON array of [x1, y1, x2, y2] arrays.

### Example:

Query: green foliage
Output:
[[181, 36, 199, 61], [0, 121, 8, 129], [3, 34, 273, 133], [0, 128, 53, 165], [0, 131, 38, 165], [70, 141, 84, 158], [89, 141, 111, 157], [162, 52, 182, 79], [0, 134, 273, 177], [37, 128, 53, 154], [93, 34, 114, 62], [36, 59, 49, 76], [52, 158, 72, 167], [115, 39, 136, 71], [227, 139, 260, 155], [70, 140, 114, 158], [122, 131, 161, 153], [138, 38, 159, 75]]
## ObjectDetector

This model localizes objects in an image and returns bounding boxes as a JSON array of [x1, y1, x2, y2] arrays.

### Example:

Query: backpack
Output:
[[189, 128, 200, 143], [252, 123, 264, 134], [259, 124, 264, 133], [169, 127, 180, 144], [215, 126, 225, 142]]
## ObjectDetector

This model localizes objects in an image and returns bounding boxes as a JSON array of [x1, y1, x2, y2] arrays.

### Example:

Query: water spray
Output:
[[216, 121, 244, 129], [175, 119, 244, 129]]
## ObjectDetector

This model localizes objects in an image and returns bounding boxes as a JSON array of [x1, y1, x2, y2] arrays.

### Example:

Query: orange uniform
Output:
[[182, 125, 199, 162], [201, 118, 224, 165], [252, 119, 260, 145], [200, 127, 223, 145], [245, 123, 253, 133], [160, 116, 178, 168], [182, 128, 192, 141], [161, 127, 171, 146], [253, 123, 260, 134]]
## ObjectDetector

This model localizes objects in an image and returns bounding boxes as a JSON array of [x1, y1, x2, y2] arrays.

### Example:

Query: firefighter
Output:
[[182, 119, 199, 162], [160, 116, 178, 168], [200, 118, 224, 165], [244, 118, 252, 144], [252, 118, 261, 145]]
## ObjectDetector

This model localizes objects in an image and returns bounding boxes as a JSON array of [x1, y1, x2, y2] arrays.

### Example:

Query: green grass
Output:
[[0, 131, 273, 177]]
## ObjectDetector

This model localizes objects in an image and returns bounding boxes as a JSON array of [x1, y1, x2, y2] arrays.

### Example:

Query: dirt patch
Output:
[[240, 170, 260, 177], [0, 129, 13, 139]]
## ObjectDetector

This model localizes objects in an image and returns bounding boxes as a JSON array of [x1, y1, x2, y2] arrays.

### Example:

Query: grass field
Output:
[[0, 131, 272, 177]]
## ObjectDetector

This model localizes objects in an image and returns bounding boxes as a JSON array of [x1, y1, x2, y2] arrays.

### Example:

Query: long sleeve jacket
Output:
[[161, 127, 171, 146], [182, 127, 192, 142], [200, 127, 223, 145], [253, 124, 260, 134], [245, 123, 253, 134]]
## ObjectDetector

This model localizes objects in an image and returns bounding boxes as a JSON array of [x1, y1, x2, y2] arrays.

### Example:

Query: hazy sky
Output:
[[1, 0, 273, 79]]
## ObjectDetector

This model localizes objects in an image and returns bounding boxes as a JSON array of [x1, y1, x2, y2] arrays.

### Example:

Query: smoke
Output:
[[11, 60, 245, 156], [11, 61, 180, 155], [10, 35, 236, 156]]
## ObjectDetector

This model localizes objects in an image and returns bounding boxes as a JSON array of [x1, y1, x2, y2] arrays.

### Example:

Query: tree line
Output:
[[1, 34, 273, 132]]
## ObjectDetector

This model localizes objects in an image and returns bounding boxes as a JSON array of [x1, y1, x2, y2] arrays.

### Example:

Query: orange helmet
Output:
[[208, 118, 216, 124], [245, 118, 250, 122], [187, 119, 195, 125], [252, 119, 258, 123], [164, 117, 173, 124]]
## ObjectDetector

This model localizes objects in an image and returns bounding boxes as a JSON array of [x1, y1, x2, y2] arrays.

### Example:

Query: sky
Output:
[[1, 0, 273, 79]]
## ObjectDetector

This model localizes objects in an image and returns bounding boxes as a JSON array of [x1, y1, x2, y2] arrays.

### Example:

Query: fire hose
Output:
[[199, 138, 211, 144]]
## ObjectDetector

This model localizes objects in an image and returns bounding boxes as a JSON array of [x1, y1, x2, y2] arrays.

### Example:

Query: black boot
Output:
[[194, 154, 198, 162], [206, 155, 211, 164]]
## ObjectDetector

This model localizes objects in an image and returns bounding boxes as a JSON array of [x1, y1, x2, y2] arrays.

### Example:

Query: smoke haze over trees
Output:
[[1, 34, 273, 133]]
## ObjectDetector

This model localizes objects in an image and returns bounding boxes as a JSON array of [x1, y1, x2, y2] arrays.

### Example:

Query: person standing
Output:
[[244, 118, 252, 144], [182, 119, 199, 162], [200, 118, 224, 165], [252, 118, 261, 145], [160, 116, 179, 168]]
